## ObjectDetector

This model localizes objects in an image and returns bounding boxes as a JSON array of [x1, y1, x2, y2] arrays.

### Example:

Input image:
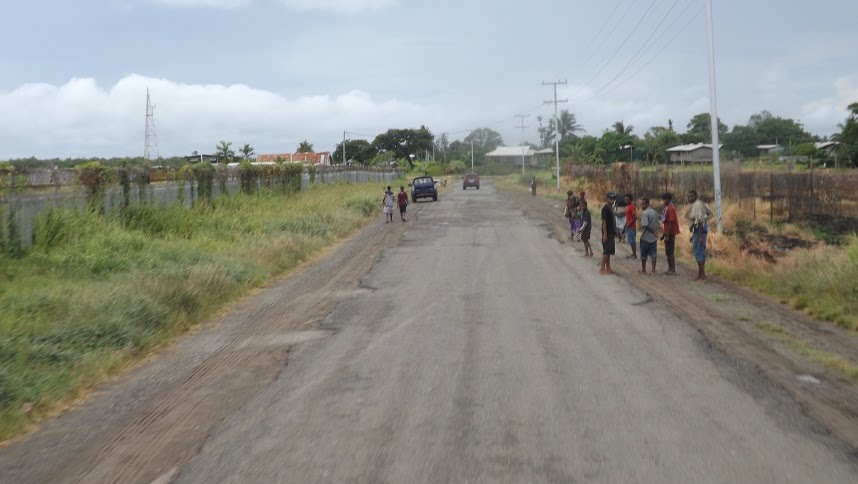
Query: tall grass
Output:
[[0, 183, 384, 440]]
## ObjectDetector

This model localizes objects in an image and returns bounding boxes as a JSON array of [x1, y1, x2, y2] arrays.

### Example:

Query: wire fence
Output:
[[567, 162, 858, 224], [0, 165, 403, 249]]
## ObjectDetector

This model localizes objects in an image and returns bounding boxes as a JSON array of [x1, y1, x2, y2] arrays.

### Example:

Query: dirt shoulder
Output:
[[505, 188, 858, 452], [0, 208, 418, 483]]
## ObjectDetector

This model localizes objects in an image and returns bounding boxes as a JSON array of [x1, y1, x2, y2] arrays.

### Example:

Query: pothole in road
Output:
[[796, 374, 822, 384]]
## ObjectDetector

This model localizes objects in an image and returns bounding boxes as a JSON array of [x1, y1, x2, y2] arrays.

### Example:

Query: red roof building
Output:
[[256, 152, 331, 165]]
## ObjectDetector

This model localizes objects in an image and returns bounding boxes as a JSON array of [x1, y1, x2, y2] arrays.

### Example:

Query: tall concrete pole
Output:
[[543, 80, 568, 190], [706, 0, 723, 232], [515, 114, 530, 175]]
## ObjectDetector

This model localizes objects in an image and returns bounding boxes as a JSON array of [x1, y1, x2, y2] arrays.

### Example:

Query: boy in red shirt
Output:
[[659, 192, 681, 275], [397, 186, 409, 221], [624, 193, 637, 259]]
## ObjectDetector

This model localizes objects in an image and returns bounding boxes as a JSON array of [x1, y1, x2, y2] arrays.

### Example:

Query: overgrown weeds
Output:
[[0, 182, 385, 441]]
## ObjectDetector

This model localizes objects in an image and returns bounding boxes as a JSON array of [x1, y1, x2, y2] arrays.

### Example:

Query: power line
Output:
[[584, 0, 687, 98], [581, 5, 705, 102], [569, 0, 662, 99], [577, 0, 637, 72]]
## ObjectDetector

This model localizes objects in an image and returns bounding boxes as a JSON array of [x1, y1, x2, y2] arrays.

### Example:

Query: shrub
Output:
[[76, 162, 111, 212]]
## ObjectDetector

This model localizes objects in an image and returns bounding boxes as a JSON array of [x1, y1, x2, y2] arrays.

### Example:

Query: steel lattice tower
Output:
[[143, 88, 160, 160]]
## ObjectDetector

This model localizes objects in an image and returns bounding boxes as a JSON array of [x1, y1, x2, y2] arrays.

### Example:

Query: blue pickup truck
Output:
[[410, 176, 438, 202]]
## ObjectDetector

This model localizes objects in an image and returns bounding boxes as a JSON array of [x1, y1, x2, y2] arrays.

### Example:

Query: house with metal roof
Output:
[[666, 143, 721, 164], [757, 144, 783, 155], [486, 146, 536, 165], [814, 141, 840, 156]]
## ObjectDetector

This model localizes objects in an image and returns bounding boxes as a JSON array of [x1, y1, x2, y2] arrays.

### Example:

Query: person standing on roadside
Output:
[[397, 186, 409, 222], [530, 177, 537, 196], [382, 186, 395, 224], [624, 193, 638, 259], [685, 190, 712, 282], [659, 192, 680, 275], [600, 192, 617, 275], [580, 200, 593, 257], [565, 191, 580, 238], [638, 197, 660, 274]]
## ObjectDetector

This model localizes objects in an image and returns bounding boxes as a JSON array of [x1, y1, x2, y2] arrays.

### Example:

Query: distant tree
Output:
[[463, 128, 504, 155], [297, 140, 314, 153], [643, 127, 682, 164], [216, 141, 235, 163], [332, 139, 374, 164], [835, 102, 858, 166], [239, 143, 254, 160], [683, 113, 728, 144], [538, 110, 584, 148], [612, 121, 634, 136], [371, 126, 434, 161]]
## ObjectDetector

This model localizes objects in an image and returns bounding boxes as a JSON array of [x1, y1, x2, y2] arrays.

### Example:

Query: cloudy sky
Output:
[[1, 0, 856, 159]]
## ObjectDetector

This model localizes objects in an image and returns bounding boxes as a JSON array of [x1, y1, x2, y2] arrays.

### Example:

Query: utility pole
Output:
[[543, 80, 568, 190], [342, 131, 346, 165], [470, 139, 474, 170], [706, 0, 723, 233], [515, 114, 530, 175]]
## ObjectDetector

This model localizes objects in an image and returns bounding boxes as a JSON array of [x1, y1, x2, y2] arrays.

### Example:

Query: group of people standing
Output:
[[565, 189, 712, 281]]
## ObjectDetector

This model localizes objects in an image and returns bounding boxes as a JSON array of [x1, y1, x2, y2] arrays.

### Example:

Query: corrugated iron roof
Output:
[[486, 146, 536, 157]]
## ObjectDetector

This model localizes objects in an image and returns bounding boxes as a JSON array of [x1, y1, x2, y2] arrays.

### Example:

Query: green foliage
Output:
[[682, 113, 728, 144], [296, 140, 314, 153], [239, 143, 254, 160], [75, 162, 111, 212], [216, 140, 235, 163], [0, 182, 386, 440], [238, 160, 258, 195], [332, 139, 374, 164], [372, 126, 434, 163], [192, 162, 216, 201]]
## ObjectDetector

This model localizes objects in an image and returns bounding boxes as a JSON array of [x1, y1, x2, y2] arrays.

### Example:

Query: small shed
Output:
[[814, 141, 840, 156]]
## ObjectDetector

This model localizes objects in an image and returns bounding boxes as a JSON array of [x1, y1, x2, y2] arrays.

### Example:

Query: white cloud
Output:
[[277, 0, 396, 14], [801, 74, 858, 134], [0, 75, 436, 158], [154, 0, 251, 8]]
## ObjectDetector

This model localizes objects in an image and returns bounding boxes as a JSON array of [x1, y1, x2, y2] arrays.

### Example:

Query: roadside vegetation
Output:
[[0, 182, 386, 441]]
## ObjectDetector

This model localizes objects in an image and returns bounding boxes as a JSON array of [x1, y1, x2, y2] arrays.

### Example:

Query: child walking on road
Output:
[[382, 186, 395, 224]]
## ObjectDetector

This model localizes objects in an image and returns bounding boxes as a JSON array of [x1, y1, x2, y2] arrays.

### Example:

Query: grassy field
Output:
[[0, 182, 388, 441]]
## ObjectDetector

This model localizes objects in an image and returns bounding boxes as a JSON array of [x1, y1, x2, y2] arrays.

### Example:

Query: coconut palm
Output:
[[240, 143, 254, 160], [297, 140, 314, 153], [612, 121, 634, 136], [216, 141, 235, 163], [557, 110, 584, 139]]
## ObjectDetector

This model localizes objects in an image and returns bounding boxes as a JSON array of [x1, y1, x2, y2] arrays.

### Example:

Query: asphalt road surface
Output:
[[2, 180, 856, 483]]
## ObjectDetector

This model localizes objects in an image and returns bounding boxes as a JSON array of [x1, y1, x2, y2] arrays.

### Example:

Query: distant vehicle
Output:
[[410, 176, 438, 202], [463, 173, 480, 190]]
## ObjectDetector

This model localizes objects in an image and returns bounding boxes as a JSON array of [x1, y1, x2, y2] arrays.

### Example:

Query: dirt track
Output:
[[0, 180, 856, 483]]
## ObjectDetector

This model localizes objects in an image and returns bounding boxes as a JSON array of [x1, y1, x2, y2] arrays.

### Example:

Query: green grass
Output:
[[756, 322, 858, 379], [742, 238, 858, 331], [0, 183, 386, 440]]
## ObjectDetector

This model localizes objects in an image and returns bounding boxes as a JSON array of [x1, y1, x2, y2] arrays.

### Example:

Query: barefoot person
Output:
[[600, 192, 617, 275], [580, 200, 593, 257], [397, 186, 409, 221], [685, 190, 712, 281], [382, 186, 395, 224], [659, 192, 680, 275], [638, 197, 659, 274], [624, 193, 638, 259]]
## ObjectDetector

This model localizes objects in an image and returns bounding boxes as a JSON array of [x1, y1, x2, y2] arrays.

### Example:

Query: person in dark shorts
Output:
[[660, 192, 680, 275], [580, 200, 593, 257], [397, 186, 408, 221], [600, 192, 617, 275]]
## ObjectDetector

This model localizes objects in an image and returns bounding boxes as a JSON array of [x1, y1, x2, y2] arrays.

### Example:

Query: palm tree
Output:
[[297, 140, 314, 153], [240, 143, 254, 160], [215, 141, 235, 163], [557, 110, 584, 139], [612, 121, 634, 136]]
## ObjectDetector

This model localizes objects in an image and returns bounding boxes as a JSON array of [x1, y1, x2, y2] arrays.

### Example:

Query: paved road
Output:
[[3, 180, 856, 483]]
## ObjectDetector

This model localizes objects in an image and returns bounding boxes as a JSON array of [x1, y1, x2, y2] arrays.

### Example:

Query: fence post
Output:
[[770, 171, 773, 223]]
